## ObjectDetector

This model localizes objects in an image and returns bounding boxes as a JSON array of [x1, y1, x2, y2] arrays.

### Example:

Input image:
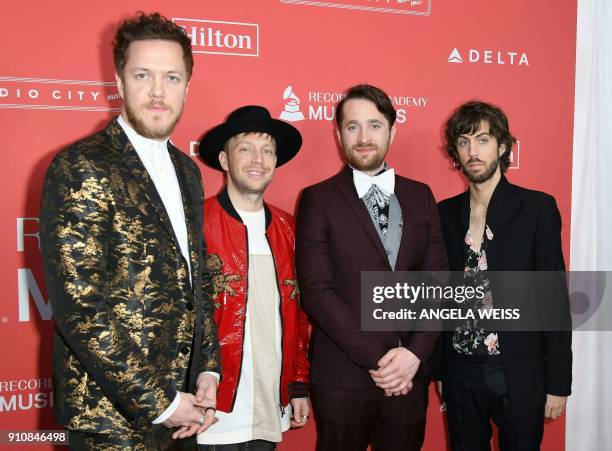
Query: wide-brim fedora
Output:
[[199, 105, 302, 170]]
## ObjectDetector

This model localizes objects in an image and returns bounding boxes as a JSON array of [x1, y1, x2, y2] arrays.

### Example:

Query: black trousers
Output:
[[310, 383, 427, 451], [443, 353, 544, 451]]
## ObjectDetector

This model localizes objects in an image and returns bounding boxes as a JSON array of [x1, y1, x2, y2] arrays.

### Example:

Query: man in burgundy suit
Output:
[[295, 84, 448, 451]]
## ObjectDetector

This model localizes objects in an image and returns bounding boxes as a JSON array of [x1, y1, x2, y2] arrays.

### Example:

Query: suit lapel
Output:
[[106, 119, 184, 261], [394, 183, 411, 270], [335, 167, 390, 268], [169, 147, 199, 282]]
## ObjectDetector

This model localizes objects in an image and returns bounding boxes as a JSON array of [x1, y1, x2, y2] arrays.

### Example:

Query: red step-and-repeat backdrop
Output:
[[0, 0, 577, 449]]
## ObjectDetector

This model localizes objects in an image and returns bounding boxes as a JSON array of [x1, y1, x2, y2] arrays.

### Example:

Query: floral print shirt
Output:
[[452, 224, 501, 356]]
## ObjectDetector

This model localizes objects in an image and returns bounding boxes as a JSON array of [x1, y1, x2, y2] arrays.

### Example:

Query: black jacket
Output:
[[437, 175, 572, 406]]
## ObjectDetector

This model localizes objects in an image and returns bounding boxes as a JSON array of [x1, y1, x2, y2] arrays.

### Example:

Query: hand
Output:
[[170, 374, 219, 439], [194, 373, 218, 409], [544, 394, 567, 420], [162, 392, 211, 438], [290, 397, 310, 428], [436, 381, 447, 412], [369, 347, 420, 396], [436, 380, 443, 397]]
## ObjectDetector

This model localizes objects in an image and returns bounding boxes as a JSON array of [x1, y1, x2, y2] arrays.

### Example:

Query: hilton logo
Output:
[[173, 18, 259, 57]]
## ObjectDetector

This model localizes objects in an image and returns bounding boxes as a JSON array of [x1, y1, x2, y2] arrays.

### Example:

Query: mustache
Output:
[[145, 101, 170, 109], [351, 142, 378, 150], [466, 157, 484, 164]]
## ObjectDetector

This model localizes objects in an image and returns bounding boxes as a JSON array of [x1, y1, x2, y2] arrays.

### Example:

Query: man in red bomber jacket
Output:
[[197, 105, 310, 450]]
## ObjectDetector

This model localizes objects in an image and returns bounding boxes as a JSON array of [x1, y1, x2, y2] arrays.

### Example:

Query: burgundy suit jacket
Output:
[[296, 167, 448, 390]]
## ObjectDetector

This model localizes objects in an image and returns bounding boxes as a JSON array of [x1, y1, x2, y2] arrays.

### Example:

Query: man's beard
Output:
[[462, 157, 499, 183], [344, 143, 388, 172], [125, 101, 181, 140]]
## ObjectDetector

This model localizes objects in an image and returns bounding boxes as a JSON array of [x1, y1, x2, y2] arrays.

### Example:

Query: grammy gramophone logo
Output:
[[279, 86, 305, 122]]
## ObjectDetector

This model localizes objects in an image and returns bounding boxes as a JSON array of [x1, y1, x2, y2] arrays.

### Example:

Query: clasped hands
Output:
[[162, 373, 218, 439], [369, 347, 420, 397]]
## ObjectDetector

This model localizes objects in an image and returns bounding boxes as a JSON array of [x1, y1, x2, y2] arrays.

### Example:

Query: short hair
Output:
[[222, 132, 276, 155], [444, 100, 516, 172], [335, 84, 397, 128], [113, 12, 194, 78]]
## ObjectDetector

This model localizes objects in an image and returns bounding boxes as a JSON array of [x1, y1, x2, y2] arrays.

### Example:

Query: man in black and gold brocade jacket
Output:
[[39, 12, 220, 450]]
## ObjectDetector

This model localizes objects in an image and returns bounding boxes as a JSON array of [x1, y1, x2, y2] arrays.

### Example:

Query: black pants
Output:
[[444, 353, 544, 451], [310, 384, 427, 451], [199, 440, 276, 451]]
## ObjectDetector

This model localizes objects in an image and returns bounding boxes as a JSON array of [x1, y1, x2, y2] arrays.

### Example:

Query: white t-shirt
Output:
[[198, 208, 290, 445]]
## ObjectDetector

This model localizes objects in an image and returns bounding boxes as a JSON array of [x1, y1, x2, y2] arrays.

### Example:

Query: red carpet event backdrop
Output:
[[0, 1, 577, 449]]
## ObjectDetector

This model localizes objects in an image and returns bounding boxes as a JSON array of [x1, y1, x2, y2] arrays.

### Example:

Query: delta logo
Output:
[[173, 18, 259, 57], [448, 47, 529, 66]]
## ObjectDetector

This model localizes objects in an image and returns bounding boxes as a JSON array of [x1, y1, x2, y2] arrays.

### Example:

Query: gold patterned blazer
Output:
[[40, 118, 220, 434]]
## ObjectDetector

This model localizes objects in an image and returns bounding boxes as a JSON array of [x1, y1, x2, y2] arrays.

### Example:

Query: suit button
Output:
[[180, 346, 190, 355]]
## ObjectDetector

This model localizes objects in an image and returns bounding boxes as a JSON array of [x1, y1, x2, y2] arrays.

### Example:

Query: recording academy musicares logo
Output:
[[447, 47, 529, 66], [0, 377, 54, 412], [277, 85, 428, 124], [172, 18, 259, 57], [0, 76, 121, 112], [280, 0, 431, 16]]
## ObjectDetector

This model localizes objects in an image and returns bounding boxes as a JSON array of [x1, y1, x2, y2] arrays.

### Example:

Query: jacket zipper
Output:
[[265, 232, 285, 416], [230, 225, 250, 411]]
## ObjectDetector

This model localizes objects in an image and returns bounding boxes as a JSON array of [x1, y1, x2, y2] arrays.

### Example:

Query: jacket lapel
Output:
[[394, 184, 411, 270], [106, 119, 184, 261], [335, 167, 391, 268], [169, 147, 199, 282]]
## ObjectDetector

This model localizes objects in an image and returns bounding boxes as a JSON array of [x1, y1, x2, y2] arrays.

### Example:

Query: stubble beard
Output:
[[344, 142, 389, 173], [462, 157, 500, 184], [125, 101, 182, 140]]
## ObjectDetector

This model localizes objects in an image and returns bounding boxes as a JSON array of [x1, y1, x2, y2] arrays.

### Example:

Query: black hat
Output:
[[198, 105, 302, 170]]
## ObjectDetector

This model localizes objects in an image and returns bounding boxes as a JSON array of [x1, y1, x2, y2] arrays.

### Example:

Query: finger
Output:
[[195, 386, 206, 403], [194, 393, 217, 408], [373, 363, 400, 379], [172, 426, 190, 440], [377, 378, 404, 390], [544, 405, 553, 419], [178, 422, 200, 439], [377, 350, 395, 369], [197, 416, 218, 434], [196, 407, 218, 434], [371, 371, 401, 385]]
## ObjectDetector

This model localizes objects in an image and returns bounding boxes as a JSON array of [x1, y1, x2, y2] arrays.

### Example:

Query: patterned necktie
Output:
[[363, 184, 391, 236]]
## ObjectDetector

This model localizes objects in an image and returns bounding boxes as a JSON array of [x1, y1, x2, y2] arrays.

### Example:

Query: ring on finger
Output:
[[198, 416, 205, 426]]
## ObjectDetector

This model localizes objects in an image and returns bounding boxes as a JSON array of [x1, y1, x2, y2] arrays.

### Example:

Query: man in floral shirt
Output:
[[436, 101, 572, 450]]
